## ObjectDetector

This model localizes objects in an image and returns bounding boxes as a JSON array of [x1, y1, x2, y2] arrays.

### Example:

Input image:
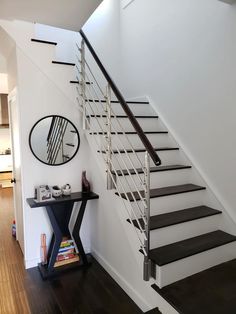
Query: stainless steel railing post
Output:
[[143, 151, 151, 281], [80, 39, 89, 130], [106, 84, 116, 190]]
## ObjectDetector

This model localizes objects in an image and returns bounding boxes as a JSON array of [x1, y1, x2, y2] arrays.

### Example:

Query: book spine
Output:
[[57, 248, 75, 256], [56, 253, 77, 262], [58, 245, 75, 253]]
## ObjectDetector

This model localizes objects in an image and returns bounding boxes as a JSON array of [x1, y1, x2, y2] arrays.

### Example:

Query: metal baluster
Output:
[[106, 84, 116, 190], [143, 151, 151, 281], [80, 39, 89, 130]]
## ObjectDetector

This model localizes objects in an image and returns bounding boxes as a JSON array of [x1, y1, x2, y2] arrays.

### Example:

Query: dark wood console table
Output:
[[27, 191, 99, 279]]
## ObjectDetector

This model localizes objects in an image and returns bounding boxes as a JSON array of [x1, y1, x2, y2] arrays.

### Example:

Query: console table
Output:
[[27, 191, 99, 279]]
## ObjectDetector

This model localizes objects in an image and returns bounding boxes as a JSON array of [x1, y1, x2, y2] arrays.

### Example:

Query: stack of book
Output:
[[54, 238, 80, 267]]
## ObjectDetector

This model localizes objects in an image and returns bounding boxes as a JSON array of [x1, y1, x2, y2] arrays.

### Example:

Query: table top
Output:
[[27, 191, 99, 208]]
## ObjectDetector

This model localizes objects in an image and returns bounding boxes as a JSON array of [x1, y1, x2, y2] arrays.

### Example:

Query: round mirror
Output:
[[29, 115, 80, 166]]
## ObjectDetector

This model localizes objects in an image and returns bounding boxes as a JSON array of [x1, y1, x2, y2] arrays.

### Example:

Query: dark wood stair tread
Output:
[[31, 38, 57, 45], [98, 147, 179, 154], [85, 99, 149, 104], [70, 81, 92, 85], [114, 164, 191, 176], [52, 61, 75, 66], [117, 184, 206, 201], [88, 114, 158, 119], [149, 230, 236, 266], [151, 259, 236, 314], [130, 206, 222, 230], [90, 131, 167, 135]]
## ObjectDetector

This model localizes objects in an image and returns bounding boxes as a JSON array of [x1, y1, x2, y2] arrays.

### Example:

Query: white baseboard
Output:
[[25, 257, 41, 269], [91, 248, 151, 312]]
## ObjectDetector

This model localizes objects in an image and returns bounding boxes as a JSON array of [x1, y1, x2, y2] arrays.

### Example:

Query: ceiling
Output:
[[0, 0, 102, 31]]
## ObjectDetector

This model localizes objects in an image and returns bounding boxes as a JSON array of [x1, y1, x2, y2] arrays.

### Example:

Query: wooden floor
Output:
[[0, 188, 143, 314]]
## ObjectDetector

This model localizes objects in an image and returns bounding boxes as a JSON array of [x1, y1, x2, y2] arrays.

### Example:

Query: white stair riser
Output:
[[91, 133, 173, 149], [109, 150, 182, 169], [156, 241, 236, 288], [150, 190, 207, 215], [122, 190, 208, 221], [150, 215, 221, 248], [111, 103, 155, 115], [88, 117, 163, 132], [86, 102, 155, 115], [115, 168, 193, 191]]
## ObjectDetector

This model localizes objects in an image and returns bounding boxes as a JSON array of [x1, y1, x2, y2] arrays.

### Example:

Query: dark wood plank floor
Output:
[[153, 258, 236, 314], [0, 188, 143, 314]]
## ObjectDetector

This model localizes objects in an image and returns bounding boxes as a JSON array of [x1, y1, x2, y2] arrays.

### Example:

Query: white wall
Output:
[[35, 24, 78, 63], [0, 20, 98, 268], [0, 73, 8, 93], [119, 0, 236, 223], [0, 53, 7, 72], [83, 0, 122, 85], [16, 47, 94, 267]]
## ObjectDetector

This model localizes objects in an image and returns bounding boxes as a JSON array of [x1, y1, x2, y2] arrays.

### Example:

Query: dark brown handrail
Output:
[[79, 30, 161, 166]]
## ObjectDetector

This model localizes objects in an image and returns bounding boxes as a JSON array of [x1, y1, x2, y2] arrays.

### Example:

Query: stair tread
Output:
[[131, 206, 222, 230], [70, 81, 92, 85], [149, 230, 236, 266], [98, 147, 179, 154], [90, 131, 167, 135], [114, 164, 191, 176], [85, 99, 149, 104], [117, 184, 206, 201], [52, 61, 75, 66], [31, 38, 57, 45], [88, 114, 158, 119]]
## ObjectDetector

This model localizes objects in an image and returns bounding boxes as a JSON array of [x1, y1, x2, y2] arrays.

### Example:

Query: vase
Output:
[[82, 171, 90, 194]]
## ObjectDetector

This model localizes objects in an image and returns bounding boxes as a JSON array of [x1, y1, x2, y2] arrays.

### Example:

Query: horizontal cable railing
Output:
[[79, 30, 161, 167], [47, 116, 68, 164], [75, 30, 161, 281]]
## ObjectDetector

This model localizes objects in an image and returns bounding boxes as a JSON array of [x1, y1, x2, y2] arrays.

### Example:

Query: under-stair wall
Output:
[[0, 21, 94, 268]]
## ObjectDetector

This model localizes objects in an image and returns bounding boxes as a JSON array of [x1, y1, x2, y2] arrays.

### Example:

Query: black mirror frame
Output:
[[29, 115, 80, 166]]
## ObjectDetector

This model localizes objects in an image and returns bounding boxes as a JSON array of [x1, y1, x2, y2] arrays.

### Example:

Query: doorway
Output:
[[8, 88, 25, 254]]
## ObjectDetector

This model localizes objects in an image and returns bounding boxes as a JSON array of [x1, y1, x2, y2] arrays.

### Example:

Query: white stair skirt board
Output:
[[156, 241, 236, 288]]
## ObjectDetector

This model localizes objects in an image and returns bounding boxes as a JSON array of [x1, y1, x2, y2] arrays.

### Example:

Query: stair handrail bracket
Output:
[[76, 29, 159, 281]]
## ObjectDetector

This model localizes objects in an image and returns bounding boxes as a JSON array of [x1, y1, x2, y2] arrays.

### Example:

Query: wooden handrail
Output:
[[79, 30, 161, 166]]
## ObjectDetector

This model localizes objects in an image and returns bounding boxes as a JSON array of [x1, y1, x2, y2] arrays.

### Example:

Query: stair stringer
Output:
[[84, 132, 179, 314]]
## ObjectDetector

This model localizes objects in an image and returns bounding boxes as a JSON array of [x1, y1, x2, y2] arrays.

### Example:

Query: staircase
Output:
[[30, 31, 236, 313]]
